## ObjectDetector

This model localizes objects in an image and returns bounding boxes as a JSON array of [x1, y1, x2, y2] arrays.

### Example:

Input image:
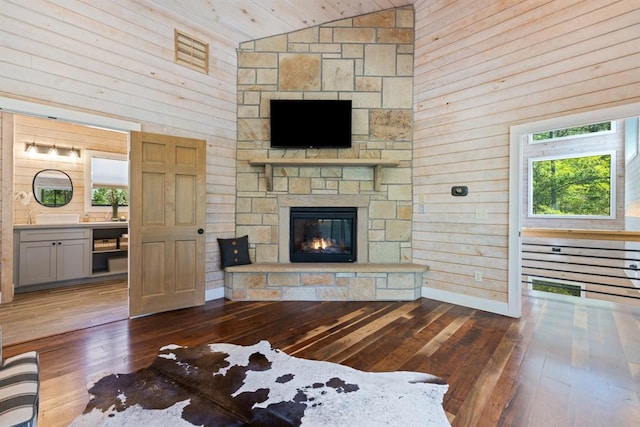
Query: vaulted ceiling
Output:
[[149, 0, 416, 43]]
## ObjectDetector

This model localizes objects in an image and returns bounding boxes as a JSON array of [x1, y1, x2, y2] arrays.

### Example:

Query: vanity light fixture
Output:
[[25, 141, 37, 154], [24, 142, 81, 159]]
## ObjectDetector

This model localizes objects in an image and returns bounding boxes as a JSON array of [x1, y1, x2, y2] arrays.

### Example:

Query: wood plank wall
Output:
[[0, 0, 238, 292], [412, 0, 640, 306]]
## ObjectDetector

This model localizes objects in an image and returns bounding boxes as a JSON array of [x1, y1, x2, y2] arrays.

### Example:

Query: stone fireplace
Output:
[[226, 6, 427, 301], [236, 6, 415, 265]]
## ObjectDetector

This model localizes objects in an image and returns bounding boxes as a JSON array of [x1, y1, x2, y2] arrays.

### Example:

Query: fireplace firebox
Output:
[[290, 207, 357, 263]]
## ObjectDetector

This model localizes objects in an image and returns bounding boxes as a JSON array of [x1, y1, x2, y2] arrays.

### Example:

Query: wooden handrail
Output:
[[522, 228, 640, 242]]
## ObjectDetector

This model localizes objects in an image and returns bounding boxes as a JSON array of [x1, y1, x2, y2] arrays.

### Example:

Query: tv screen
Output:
[[270, 99, 352, 149]]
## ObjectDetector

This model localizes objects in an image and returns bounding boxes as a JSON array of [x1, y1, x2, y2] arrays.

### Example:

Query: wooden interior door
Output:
[[129, 132, 206, 317]]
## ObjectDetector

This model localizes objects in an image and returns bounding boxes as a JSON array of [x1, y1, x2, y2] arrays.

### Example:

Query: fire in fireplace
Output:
[[290, 207, 357, 263]]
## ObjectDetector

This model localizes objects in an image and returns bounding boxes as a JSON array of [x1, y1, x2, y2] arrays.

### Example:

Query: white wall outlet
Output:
[[474, 271, 483, 282], [419, 204, 425, 214], [475, 208, 487, 219]]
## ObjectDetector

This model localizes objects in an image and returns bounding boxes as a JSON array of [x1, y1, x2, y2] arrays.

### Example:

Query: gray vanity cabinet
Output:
[[17, 228, 91, 286]]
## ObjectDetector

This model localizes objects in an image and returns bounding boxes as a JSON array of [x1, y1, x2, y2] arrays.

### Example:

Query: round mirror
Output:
[[32, 169, 73, 207]]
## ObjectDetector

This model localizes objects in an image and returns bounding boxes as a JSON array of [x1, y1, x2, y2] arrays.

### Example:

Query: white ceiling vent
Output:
[[174, 29, 209, 74]]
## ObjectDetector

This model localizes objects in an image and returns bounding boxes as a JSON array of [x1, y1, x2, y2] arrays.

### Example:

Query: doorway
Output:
[[6, 114, 130, 344], [509, 102, 640, 314], [1, 98, 141, 343]]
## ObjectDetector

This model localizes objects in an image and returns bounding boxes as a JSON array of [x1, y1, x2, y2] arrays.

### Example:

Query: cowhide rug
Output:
[[71, 340, 450, 426]]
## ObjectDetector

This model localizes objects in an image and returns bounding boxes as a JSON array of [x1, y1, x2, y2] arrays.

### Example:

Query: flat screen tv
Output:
[[270, 99, 352, 149]]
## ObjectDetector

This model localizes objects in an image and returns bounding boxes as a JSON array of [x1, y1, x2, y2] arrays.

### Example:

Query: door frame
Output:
[[0, 96, 140, 303], [508, 102, 640, 318]]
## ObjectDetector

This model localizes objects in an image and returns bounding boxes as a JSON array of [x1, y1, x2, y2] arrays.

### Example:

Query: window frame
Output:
[[84, 150, 129, 213], [625, 117, 639, 162], [528, 150, 616, 219]]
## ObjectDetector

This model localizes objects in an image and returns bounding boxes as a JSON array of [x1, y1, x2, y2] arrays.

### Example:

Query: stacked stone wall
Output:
[[236, 6, 415, 266]]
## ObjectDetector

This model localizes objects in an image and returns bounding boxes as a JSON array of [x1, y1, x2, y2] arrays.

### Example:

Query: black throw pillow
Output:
[[217, 235, 251, 269]]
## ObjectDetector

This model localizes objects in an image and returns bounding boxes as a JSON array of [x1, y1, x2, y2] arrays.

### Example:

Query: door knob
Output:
[[197, 228, 204, 234]]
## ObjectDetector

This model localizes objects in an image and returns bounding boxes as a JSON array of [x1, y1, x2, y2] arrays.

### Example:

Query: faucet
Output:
[[27, 210, 40, 225]]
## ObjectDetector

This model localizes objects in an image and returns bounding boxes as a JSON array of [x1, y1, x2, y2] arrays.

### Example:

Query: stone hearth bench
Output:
[[224, 263, 428, 301]]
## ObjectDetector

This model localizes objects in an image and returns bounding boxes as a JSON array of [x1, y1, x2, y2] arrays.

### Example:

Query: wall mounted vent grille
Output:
[[174, 29, 209, 74]]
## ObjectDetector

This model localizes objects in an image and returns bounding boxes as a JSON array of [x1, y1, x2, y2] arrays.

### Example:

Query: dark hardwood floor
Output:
[[4, 290, 640, 427]]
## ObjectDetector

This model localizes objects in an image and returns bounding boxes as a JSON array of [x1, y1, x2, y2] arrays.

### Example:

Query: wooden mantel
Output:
[[248, 158, 400, 191]]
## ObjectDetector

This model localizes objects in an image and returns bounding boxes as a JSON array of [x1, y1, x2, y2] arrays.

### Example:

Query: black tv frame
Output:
[[269, 99, 352, 149]]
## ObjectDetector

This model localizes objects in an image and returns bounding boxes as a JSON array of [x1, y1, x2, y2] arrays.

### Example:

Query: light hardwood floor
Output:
[[3, 289, 640, 427], [0, 279, 128, 346]]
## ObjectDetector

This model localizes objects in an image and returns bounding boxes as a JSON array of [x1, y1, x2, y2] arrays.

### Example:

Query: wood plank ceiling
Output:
[[148, 0, 417, 43]]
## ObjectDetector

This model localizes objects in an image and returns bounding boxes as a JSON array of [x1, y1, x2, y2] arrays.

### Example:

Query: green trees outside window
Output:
[[532, 279, 582, 297], [531, 153, 612, 216], [532, 122, 612, 141], [92, 188, 128, 207]]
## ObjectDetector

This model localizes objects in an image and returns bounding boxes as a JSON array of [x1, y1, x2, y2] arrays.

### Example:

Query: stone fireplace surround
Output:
[[226, 6, 428, 301], [277, 195, 369, 263], [224, 195, 428, 301], [288, 206, 357, 263]]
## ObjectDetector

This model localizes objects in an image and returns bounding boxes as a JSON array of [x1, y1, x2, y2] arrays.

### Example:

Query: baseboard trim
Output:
[[206, 287, 225, 301], [209, 285, 514, 316], [421, 287, 514, 317]]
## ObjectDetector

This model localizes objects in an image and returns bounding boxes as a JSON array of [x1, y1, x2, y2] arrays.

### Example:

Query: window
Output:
[[529, 151, 615, 218], [85, 151, 128, 211], [529, 278, 584, 298], [530, 121, 615, 143]]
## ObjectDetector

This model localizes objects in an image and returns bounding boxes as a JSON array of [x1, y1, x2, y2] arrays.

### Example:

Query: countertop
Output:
[[14, 221, 129, 230]]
